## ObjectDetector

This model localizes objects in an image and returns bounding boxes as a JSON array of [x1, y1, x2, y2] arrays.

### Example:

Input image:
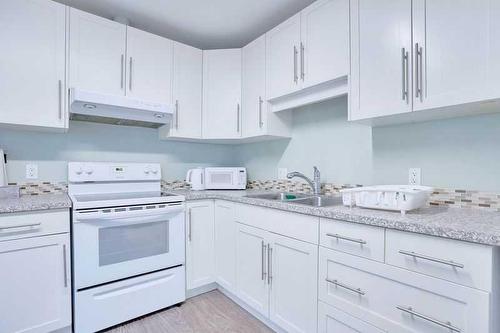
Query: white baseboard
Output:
[[186, 282, 218, 299]]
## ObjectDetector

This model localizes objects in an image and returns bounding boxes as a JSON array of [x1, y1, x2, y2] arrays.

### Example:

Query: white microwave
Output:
[[204, 167, 247, 190]]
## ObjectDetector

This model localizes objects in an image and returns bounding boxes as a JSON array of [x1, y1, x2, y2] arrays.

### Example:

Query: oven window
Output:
[[98, 221, 169, 266], [210, 173, 232, 184]]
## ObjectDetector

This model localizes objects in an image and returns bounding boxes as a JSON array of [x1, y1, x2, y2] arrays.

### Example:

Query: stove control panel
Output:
[[68, 162, 161, 182]]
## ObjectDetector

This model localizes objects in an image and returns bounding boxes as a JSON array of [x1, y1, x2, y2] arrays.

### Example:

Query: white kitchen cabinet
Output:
[[202, 49, 242, 139], [186, 201, 215, 290], [125, 27, 173, 104], [0, 0, 67, 131], [266, 13, 302, 100], [214, 200, 237, 292], [0, 234, 71, 333], [300, 0, 349, 89], [349, 0, 413, 121], [69, 8, 127, 96], [165, 42, 203, 139], [318, 301, 385, 333], [269, 233, 318, 333]]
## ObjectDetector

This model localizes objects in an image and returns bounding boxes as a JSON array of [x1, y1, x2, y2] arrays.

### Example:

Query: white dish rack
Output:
[[340, 185, 434, 215]]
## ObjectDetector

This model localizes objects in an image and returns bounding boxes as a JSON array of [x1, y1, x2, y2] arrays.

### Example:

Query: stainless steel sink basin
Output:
[[245, 192, 311, 201], [291, 195, 342, 207], [245, 192, 342, 207]]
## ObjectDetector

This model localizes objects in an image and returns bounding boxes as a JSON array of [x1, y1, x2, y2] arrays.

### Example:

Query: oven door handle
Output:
[[75, 213, 179, 227], [75, 206, 184, 222]]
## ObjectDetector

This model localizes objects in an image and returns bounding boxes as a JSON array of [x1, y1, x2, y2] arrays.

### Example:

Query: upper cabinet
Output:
[[202, 49, 242, 139], [69, 8, 126, 96], [0, 0, 67, 131], [266, 0, 349, 112]]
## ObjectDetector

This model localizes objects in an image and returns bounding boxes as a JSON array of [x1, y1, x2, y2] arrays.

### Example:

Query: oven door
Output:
[[73, 204, 184, 290]]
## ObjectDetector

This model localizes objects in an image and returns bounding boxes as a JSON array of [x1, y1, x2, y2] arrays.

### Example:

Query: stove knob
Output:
[[85, 168, 94, 175], [144, 168, 151, 175], [75, 167, 83, 175], [151, 168, 158, 175]]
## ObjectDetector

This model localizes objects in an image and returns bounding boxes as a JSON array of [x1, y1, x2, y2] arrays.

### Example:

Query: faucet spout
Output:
[[287, 167, 321, 195]]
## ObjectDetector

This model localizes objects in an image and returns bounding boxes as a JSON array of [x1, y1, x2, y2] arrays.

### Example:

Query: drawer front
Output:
[[318, 301, 385, 333], [386, 229, 493, 291], [75, 266, 185, 333], [0, 209, 69, 242], [319, 248, 490, 333], [320, 218, 385, 262], [234, 203, 319, 244]]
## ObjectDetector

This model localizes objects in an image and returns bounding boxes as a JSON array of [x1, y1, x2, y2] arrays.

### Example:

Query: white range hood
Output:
[[70, 89, 172, 128]]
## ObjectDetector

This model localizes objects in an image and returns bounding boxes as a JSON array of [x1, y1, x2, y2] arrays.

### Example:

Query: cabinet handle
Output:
[[396, 305, 461, 332], [293, 45, 298, 83], [267, 245, 273, 285], [258, 96, 263, 128], [120, 54, 124, 89], [129, 57, 133, 91], [401, 48, 409, 102], [416, 44, 423, 102], [63, 244, 68, 288], [236, 103, 241, 132], [0, 222, 41, 233], [326, 278, 365, 296], [187, 208, 192, 242], [175, 100, 179, 129], [398, 250, 464, 269], [326, 233, 366, 245], [300, 42, 305, 81], [261, 241, 267, 281], [58, 80, 63, 120]]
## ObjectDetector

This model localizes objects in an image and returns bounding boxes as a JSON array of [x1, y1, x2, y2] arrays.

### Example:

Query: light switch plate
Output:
[[277, 168, 288, 180], [409, 168, 421, 185], [26, 164, 38, 179]]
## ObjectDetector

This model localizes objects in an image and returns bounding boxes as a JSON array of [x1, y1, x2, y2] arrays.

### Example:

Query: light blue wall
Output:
[[235, 97, 500, 192], [0, 121, 235, 183]]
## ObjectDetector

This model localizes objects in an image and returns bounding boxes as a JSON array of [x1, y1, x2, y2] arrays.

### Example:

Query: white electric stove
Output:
[[68, 162, 186, 333]]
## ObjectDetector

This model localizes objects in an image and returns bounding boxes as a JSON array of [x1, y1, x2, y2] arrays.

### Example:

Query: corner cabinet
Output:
[[0, 0, 67, 131], [214, 200, 237, 292], [202, 49, 242, 139]]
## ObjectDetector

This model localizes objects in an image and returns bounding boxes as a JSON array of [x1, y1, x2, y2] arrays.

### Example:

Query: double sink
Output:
[[245, 192, 341, 207]]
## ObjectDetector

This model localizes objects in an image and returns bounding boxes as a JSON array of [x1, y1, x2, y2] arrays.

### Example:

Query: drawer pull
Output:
[[326, 278, 365, 296], [0, 222, 41, 233], [326, 233, 367, 245], [397, 305, 461, 332], [398, 250, 464, 269]]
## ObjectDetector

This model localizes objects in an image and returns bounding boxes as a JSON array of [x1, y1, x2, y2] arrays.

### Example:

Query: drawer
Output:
[[234, 202, 319, 244], [320, 218, 385, 262], [0, 209, 69, 242], [386, 229, 494, 291], [318, 301, 385, 333], [75, 266, 185, 333], [319, 248, 490, 333]]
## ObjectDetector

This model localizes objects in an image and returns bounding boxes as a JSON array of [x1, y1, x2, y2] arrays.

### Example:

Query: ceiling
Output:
[[55, 0, 316, 49]]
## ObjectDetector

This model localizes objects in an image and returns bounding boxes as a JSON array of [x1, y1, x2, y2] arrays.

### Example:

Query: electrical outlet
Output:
[[277, 168, 288, 180], [409, 168, 421, 185], [26, 164, 38, 179]]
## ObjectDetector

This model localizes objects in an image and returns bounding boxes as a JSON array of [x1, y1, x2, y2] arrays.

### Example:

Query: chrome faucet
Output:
[[287, 166, 321, 195]]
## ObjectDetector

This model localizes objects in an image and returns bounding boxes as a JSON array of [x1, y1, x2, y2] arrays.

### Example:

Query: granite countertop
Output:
[[0, 193, 72, 214], [170, 189, 500, 246]]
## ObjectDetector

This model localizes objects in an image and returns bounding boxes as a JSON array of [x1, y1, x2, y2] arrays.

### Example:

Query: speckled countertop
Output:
[[170, 189, 500, 246], [0, 193, 72, 214]]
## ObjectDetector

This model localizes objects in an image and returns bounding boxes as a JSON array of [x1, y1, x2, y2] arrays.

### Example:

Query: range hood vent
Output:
[[70, 89, 172, 128]]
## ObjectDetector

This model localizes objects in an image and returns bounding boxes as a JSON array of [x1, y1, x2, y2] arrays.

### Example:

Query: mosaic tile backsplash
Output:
[[7, 180, 500, 212]]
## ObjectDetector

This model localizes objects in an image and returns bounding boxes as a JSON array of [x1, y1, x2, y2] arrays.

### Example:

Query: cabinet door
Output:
[[214, 201, 237, 292], [266, 13, 302, 100], [236, 223, 270, 317], [301, 0, 349, 89], [318, 301, 385, 333], [412, 0, 497, 111], [0, 0, 66, 130], [69, 8, 126, 96], [0, 234, 71, 333], [349, 0, 413, 120], [186, 201, 215, 290], [170, 42, 203, 138], [269, 234, 318, 333], [126, 27, 173, 104], [202, 49, 242, 139], [242, 35, 267, 137]]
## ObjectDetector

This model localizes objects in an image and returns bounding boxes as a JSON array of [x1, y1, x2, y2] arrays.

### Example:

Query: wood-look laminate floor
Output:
[[104, 290, 274, 333]]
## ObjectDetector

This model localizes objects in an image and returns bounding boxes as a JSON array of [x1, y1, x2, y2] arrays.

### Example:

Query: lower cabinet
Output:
[[236, 222, 318, 333], [318, 301, 385, 333], [214, 200, 237, 292], [186, 200, 215, 290]]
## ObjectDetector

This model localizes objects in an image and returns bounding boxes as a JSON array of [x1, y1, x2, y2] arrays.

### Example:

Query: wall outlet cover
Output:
[[277, 168, 288, 180], [409, 168, 421, 185], [26, 164, 38, 179]]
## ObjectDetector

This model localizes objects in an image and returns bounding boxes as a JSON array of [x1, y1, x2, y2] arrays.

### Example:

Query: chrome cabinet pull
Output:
[[175, 100, 179, 129], [326, 233, 367, 245], [417, 44, 423, 102], [300, 42, 305, 81], [293, 45, 298, 83], [129, 57, 133, 91], [397, 305, 461, 332], [261, 241, 267, 281], [120, 54, 124, 89], [187, 208, 192, 242], [267, 245, 273, 285], [58, 80, 62, 120], [0, 222, 41, 233], [326, 278, 365, 296], [398, 250, 464, 269], [401, 48, 409, 102], [236, 103, 241, 132], [258, 96, 263, 128], [63, 244, 68, 288]]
